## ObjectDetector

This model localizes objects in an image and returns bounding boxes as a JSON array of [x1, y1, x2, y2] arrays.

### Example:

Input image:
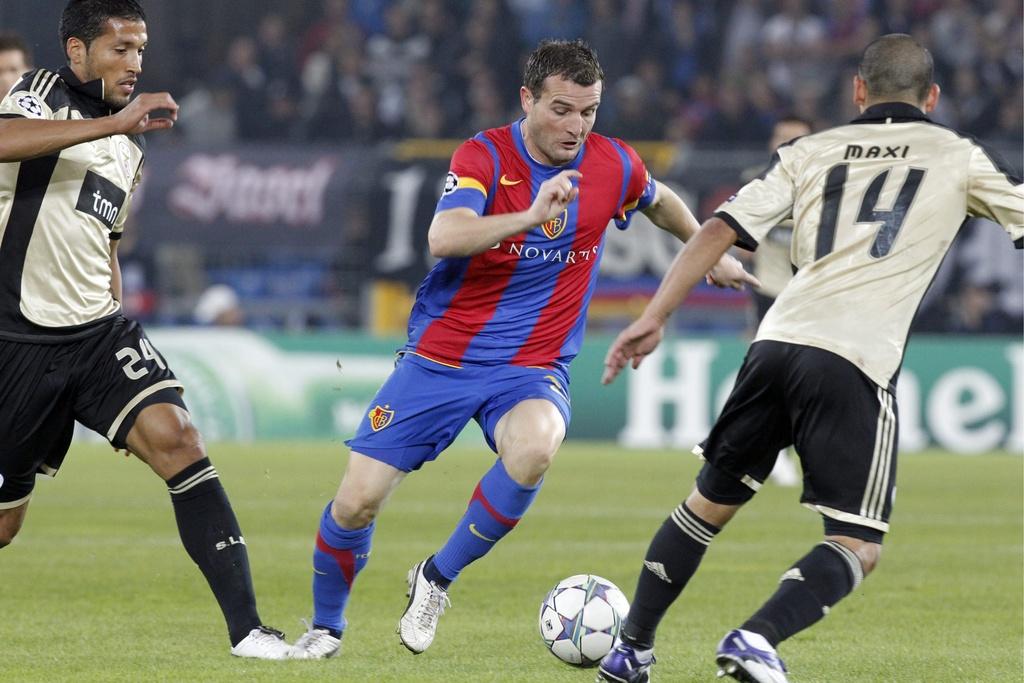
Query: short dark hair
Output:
[[59, 0, 146, 53], [858, 33, 933, 102], [523, 39, 604, 100], [0, 33, 31, 61]]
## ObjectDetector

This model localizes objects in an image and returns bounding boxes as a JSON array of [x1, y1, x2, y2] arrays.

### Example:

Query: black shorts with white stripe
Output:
[[0, 316, 185, 508], [694, 340, 897, 539]]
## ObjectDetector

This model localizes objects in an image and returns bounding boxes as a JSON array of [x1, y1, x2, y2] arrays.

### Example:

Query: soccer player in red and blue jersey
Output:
[[291, 40, 759, 660]]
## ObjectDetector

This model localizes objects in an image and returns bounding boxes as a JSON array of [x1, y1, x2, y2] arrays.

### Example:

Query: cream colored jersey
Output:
[[0, 66, 144, 341], [739, 164, 795, 299], [716, 102, 1023, 390]]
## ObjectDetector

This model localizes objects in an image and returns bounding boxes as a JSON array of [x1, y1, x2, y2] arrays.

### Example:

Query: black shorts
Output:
[[695, 340, 897, 538], [0, 316, 185, 508]]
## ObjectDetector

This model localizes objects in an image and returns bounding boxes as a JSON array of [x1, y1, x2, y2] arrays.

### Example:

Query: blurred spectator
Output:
[[0, 32, 31, 96], [177, 83, 238, 146], [945, 283, 1015, 335], [402, 63, 448, 138], [194, 285, 245, 326], [257, 14, 302, 139], [721, 0, 765, 77], [607, 75, 666, 141], [364, 3, 429, 130], [220, 36, 272, 140], [699, 82, 772, 144], [348, 0, 389, 37], [510, 0, 585, 46], [760, 0, 828, 95], [929, 0, 981, 79], [299, 0, 358, 68], [587, 0, 630, 82]]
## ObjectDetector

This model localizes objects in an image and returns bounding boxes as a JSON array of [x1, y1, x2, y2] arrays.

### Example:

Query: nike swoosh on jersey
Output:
[[499, 174, 523, 186], [468, 523, 496, 542], [313, 568, 329, 576]]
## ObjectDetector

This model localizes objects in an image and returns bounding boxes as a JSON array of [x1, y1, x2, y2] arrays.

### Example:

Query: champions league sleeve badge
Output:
[[443, 172, 458, 196], [15, 94, 44, 119]]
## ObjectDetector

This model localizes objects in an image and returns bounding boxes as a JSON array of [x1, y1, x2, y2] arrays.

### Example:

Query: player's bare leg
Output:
[[400, 399, 567, 653], [294, 452, 406, 659], [126, 403, 291, 659], [0, 500, 29, 549], [495, 398, 566, 487]]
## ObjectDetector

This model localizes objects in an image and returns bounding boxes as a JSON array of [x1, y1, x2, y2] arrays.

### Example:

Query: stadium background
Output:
[[0, 2, 1021, 682], [2, 0, 1019, 453]]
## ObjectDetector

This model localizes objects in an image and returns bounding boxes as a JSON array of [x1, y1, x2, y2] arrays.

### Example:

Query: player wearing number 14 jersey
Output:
[[291, 39, 757, 661], [599, 34, 1022, 683], [0, 0, 290, 659]]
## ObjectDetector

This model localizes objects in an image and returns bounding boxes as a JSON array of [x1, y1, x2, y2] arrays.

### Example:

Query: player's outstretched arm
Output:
[[428, 169, 581, 258], [602, 217, 738, 385], [641, 181, 759, 290], [0, 91, 176, 162]]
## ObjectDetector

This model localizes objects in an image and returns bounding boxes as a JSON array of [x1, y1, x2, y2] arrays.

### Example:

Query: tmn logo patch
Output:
[[75, 170, 126, 230], [541, 208, 567, 239], [369, 405, 395, 431]]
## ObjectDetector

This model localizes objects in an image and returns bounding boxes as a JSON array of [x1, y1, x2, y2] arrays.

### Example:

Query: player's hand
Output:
[[526, 170, 581, 226], [112, 92, 178, 135], [705, 253, 761, 290], [602, 315, 664, 385]]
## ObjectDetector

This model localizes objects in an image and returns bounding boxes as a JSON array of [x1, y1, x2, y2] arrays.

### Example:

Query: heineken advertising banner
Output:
[[71, 329, 1022, 455]]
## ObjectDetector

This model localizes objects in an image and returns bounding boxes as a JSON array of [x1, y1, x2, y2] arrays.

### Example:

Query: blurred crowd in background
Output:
[[167, 0, 1023, 147], [0, 0, 1020, 336]]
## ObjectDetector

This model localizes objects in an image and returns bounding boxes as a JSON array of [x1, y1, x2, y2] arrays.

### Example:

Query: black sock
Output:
[[620, 502, 720, 649], [742, 540, 863, 646], [422, 555, 451, 590], [167, 458, 261, 646]]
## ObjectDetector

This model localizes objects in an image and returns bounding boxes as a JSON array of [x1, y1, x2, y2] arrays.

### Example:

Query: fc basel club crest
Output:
[[369, 405, 394, 431], [541, 208, 568, 239]]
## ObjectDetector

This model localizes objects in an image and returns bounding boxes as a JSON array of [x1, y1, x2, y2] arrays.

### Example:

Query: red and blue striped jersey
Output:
[[405, 119, 656, 369]]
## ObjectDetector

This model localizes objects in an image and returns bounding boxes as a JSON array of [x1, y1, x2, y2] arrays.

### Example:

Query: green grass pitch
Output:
[[2, 443, 1020, 682]]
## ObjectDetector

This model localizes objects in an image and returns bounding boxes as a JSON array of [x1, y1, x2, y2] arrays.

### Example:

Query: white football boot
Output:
[[230, 626, 294, 659], [397, 560, 451, 654], [290, 619, 342, 659]]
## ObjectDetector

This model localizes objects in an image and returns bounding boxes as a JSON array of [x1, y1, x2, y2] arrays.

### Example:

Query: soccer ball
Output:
[[538, 574, 630, 667]]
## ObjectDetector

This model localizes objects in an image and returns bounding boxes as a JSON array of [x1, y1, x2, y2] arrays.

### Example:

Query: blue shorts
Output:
[[346, 353, 572, 472]]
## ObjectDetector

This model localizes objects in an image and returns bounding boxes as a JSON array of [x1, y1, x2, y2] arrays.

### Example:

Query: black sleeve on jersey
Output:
[[753, 151, 782, 182], [22, 68, 71, 111], [1014, 236, 1022, 250], [972, 138, 1023, 186], [714, 210, 758, 252], [924, 120, 1023, 186], [8, 68, 72, 114]]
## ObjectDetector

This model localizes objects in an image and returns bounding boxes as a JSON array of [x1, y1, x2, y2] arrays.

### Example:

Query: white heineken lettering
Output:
[[620, 342, 717, 448]]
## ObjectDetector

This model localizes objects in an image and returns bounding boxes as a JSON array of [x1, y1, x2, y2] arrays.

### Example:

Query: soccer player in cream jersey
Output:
[[0, 0, 291, 659], [598, 34, 1022, 683]]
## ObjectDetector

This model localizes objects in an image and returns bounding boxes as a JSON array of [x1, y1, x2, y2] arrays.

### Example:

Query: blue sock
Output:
[[311, 502, 373, 636], [430, 458, 540, 587]]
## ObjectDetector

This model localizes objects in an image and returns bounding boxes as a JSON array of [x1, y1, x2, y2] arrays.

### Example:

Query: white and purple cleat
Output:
[[715, 629, 789, 683]]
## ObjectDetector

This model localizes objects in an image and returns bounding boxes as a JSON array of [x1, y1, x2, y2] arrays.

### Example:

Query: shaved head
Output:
[[858, 34, 934, 102]]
